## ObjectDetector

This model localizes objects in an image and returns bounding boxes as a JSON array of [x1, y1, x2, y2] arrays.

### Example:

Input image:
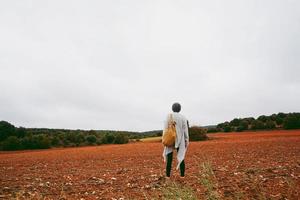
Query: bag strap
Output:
[[168, 113, 175, 127]]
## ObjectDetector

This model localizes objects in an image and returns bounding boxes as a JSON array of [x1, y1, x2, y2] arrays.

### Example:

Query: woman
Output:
[[163, 102, 189, 178]]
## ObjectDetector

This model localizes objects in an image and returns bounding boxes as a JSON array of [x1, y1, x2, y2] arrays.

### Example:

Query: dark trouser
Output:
[[166, 148, 185, 177]]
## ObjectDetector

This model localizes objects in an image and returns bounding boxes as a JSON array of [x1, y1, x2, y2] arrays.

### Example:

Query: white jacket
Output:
[[162, 112, 189, 169]]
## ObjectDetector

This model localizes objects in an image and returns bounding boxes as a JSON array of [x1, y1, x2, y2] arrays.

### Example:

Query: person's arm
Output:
[[184, 119, 189, 147]]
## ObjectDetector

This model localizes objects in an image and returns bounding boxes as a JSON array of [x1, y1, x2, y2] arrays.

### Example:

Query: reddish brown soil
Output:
[[0, 130, 299, 199]]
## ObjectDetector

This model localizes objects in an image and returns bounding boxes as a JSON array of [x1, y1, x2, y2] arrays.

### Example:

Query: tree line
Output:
[[0, 121, 156, 151], [208, 112, 300, 133], [1, 112, 299, 150]]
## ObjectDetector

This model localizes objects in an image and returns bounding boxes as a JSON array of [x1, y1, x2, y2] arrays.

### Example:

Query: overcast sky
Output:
[[0, 0, 299, 131]]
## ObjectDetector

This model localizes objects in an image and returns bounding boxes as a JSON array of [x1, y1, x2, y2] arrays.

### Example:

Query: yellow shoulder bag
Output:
[[162, 114, 176, 147]]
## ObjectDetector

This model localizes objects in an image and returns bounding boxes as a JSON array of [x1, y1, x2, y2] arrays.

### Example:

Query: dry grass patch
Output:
[[140, 136, 162, 143], [161, 181, 197, 200], [198, 161, 221, 200]]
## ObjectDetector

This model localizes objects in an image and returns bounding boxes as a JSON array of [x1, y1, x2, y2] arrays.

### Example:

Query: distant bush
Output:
[[96, 138, 103, 145], [62, 136, 70, 147], [265, 120, 276, 129], [86, 135, 97, 144], [278, 112, 287, 119], [100, 133, 116, 144], [244, 117, 255, 124], [156, 132, 163, 137], [283, 113, 300, 129], [189, 126, 208, 141], [20, 136, 32, 149], [16, 127, 26, 138], [236, 126, 244, 132], [0, 121, 16, 141], [88, 130, 97, 137], [235, 120, 249, 132], [270, 114, 277, 121], [129, 134, 144, 140], [216, 122, 226, 129], [239, 120, 249, 130], [114, 134, 129, 144], [229, 118, 240, 127], [105, 134, 115, 144], [276, 117, 284, 126], [251, 120, 264, 130], [257, 115, 268, 123], [217, 122, 232, 132], [101, 135, 108, 144], [207, 128, 219, 133], [32, 134, 51, 149], [50, 136, 61, 146], [19, 134, 50, 149], [223, 125, 232, 132], [67, 132, 76, 142], [2, 136, 20, 150], [75, 133, 85, 145]]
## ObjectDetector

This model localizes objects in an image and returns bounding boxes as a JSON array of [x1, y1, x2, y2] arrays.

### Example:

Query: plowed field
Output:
[[1, 130, 299, 199]]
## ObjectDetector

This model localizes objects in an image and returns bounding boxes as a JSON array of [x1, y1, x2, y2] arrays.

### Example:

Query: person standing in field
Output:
[[163, 102, 189, 178]]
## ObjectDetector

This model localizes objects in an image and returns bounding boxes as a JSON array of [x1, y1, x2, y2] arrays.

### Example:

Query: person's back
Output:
[[164, 112, 188, 149], [163, 103, 189, 178]]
